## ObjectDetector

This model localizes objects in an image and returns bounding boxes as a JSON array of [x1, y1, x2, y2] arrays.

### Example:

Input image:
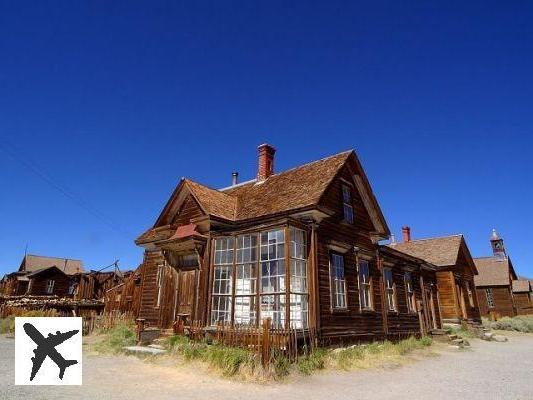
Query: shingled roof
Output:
[[139, 149, 389, 246], [19, 254, 83, 276], [512, 279, 531, 293], [388, 235, 464, 267], [223, 150, 352, 221], [473, 257, 512, 287]]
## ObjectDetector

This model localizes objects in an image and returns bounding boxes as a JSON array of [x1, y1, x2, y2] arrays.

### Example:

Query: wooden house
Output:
[[474, 230, 518, 318], [131, 144, 442, 342], [512, 279, 533, 315], [389, 228, 481, 325], [0, 255, 84, 297]]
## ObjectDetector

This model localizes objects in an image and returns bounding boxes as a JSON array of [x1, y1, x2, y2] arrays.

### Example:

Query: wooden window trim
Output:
[[357, 259, 374, 311], [383, 268, 397, 313], [341, 184, 354, 224], [329, 251, 348, 311]]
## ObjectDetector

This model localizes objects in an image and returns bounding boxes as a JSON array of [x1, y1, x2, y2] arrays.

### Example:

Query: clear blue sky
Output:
[[1, 1, 532, 276]]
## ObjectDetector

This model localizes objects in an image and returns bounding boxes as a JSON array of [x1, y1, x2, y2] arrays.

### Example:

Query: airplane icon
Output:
[[23, 322, 79, 381]]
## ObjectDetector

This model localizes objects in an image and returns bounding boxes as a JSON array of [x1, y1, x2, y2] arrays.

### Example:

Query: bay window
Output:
[[211, 227, 308, 329]]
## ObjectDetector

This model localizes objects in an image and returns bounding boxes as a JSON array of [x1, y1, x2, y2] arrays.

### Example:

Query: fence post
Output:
[[262, 318, 271, 368]]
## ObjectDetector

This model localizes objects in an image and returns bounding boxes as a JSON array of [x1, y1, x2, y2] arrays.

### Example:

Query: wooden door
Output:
[[175, 270, 197, 323], [425, 287, 437, 329]]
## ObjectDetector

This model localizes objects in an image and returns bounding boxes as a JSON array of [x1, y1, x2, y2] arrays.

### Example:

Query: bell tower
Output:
[[490, 229, 506, 258]]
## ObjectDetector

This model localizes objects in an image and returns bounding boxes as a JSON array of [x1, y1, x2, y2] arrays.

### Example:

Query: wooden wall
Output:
[[28, 269, 71, 296], [104, 267, 144, 316], [476, 286, 516, 318], [514, 293, 533, 315]]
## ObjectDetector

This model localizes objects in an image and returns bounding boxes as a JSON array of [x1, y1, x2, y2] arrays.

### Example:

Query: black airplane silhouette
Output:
[[23, 322, 79, 381]]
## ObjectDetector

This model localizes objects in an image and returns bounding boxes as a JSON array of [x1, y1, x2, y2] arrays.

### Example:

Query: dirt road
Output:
[[2, 333, 533, 400]]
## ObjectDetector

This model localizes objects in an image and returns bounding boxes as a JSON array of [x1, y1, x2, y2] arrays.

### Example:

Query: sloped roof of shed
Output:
[[512, 279, 531, 293]]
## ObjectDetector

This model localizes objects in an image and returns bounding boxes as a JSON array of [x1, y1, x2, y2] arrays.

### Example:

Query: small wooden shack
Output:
[[512, 280, 533, 315]]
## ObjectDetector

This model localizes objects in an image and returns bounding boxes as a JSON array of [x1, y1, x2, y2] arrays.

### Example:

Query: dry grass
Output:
[[0, 309, 60, 335], [484, 316, 533, 333]]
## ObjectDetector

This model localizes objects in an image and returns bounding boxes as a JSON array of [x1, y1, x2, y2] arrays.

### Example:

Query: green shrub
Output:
[[487, 316, 533, 333], [297, 348, 327, 375], [0, 316, 15, 334], [272, 351, 290, 378], [93, 323, 136, 353], [420, 336, 433, 346]]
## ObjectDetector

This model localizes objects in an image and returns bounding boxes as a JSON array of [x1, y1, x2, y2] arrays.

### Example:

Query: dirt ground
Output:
[[2, 332, 533, 400]]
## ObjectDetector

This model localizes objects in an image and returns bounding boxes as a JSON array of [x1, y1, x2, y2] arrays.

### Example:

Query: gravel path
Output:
[[2, 333, 533, 400]]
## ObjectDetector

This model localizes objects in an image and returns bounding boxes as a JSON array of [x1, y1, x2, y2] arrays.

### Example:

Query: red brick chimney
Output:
[[402, 226, 411, 243], [257, 143, 276, 181]]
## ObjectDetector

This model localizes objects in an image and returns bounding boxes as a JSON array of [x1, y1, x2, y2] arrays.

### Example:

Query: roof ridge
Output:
[[396, 234, 463, 244], [219, 150, 353, 192], [26, 254, 82, 262]]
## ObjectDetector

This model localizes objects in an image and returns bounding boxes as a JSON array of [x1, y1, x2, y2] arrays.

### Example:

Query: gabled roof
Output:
[[140, 149, 390, 244], [474, 256, 514, 287], [26, 266, 68, 278], [19, 255, 83, 276], [388, 235, 464, 267], [223, 151, 354, 221], [512, 279, 531, 293]]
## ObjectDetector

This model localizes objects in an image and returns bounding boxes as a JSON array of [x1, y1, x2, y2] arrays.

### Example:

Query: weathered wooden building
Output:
[[474, 230, 518, 318], [0, 255, 84, 297], [131, 144, 442, 341], [512, 279, 533, 315], [389, 228, 481, 325]]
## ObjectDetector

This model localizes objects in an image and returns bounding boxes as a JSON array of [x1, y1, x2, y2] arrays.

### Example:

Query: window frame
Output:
[[485, 288, 495, 309], [341, 184, 354, 224], [45, 279, 55, 294], [358, 260, 373, 310], [383, 268, 397, 312], [404, 272, 416, 313], [329, 251, 348, 311]]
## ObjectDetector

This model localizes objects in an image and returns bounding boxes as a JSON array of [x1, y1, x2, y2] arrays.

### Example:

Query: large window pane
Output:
[[213, 266, 232, 295], [261, 260, 285, 293], [211, 296, 232, 325], [260, 294, 286, 328], [234, 296, 257, 325], [290, 294, 308, 329], [236, 263, 257, 295]]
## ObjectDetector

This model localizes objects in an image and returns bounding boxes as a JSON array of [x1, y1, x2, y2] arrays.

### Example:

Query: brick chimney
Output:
[[402, 226, 411, 243], [257, 143, 276, 181]]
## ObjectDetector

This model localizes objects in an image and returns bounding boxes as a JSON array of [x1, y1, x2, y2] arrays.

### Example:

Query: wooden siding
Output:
[[104, 267, 144, 316], [514, 292, 533, 315], [476, 286, 516, 318], [28, 269, 71, 297]]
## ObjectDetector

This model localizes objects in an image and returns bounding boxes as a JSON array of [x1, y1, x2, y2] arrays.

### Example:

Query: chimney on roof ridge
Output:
[[257, 143, 276, 181], [232, 172, 239, 186], [402, 226, 411, 243]]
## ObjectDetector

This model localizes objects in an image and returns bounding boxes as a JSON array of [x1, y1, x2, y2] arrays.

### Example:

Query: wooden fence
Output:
[[82, 312, 135, 335], [184, 319, 317, 366]]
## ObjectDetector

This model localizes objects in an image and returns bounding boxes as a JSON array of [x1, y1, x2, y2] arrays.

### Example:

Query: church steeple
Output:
[[490, 229, 506, 258]]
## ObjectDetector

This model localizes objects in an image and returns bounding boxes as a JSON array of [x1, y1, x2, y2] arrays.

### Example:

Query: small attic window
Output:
[[342, 184, 354, 224]]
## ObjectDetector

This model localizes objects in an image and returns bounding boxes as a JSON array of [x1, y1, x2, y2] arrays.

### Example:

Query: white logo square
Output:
[[15, 317, 82, 385]]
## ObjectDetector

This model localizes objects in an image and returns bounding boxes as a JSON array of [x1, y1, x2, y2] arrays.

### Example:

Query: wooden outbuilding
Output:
[[474, 230, 518, 318], [129, 144, 442, 342], [512, 279, 533, 315], [389, 229, 481, 325]]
